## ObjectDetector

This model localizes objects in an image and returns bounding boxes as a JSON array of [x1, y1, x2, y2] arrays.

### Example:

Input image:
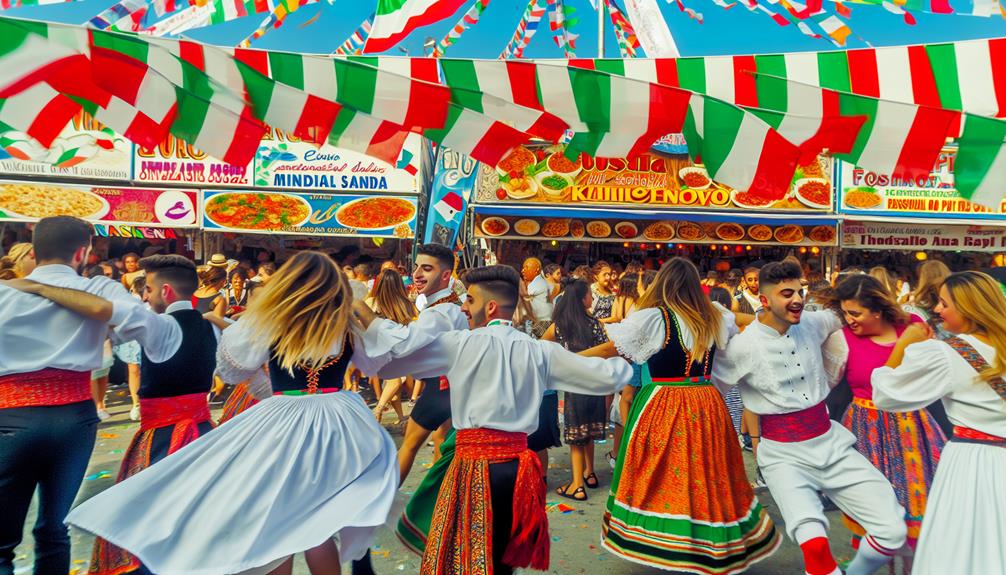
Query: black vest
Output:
[[267, 338, 353, 393], [647, 307, 717, 380], [139, 309, 217, 399]]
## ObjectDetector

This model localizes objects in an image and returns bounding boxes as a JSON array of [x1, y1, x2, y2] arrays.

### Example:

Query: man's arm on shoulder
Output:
[[1, 279, 115, 322]]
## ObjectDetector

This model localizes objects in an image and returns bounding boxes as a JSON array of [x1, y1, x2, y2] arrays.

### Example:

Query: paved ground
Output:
[[14, 387, 859, 574]]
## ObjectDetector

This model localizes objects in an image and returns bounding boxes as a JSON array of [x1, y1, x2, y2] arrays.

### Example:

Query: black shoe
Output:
[[351, 549, 376, 575]]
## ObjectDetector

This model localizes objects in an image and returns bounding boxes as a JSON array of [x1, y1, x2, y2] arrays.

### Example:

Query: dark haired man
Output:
[[735, 265, 762, 314], [713, 261, 906, 575], [353, 264, 633, 575], [0, 218, 181, 575]]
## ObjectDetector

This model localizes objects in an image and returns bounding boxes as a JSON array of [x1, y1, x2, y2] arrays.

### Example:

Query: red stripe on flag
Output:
[[627, 84, 691, 157], [0, 54, 91, 99], [506, 61, 543, 110], [253, 0, 270, 15], [121, 103, 177, 150], [27, 92, 82, 148], [363, 0, 469, 53], [404, 77, 451, 132], [234, 48, 270, 76], [835, 1, 851, 16], [471, 121, 532, 167], [733, 55, 758, 107], [178, 41, 205, 71], [366, 121, 409, 165], [988, 38, 1006, 118], [892, 106, 955, 181], [929, 0, 953, 13], [847, 49, 880, 97], [222, 109, 267, 167], [907, 46, 940, 108], [410, 58, 440, 83], [798, 88, 867, 162], [89, 45, 147, 105], [526, 113, 568, 142], [569, 59, 595, 70], [749, 128, 800, 202], [654, 59, 680, 88], [294, 94, 340, 145]]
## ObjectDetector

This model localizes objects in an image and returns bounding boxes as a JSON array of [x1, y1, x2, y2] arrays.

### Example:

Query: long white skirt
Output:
[[912, 441, 1006, 575], [66, 392, 399, 575]]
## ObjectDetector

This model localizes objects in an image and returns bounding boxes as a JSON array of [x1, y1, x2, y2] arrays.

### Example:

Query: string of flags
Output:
[[547, 0, 579, 58], [432, 0, 491, 57], [332, 13, 373, 55], [500, 0, 545, 59]]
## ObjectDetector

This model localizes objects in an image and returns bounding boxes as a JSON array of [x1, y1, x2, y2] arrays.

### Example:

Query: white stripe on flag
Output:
[[717, 113, 768, 190], [335, 111, 383, 151], [536, 61, 588, 131], [262, 85, 308, 132], [193, 103, 240, 160], [689, 94, 705, 140], [441, 108, 487, 153], [473, 61, 512, 104], [134, 70, 176, 123], [854, 100, 917, 172], [0, 83, 57, 129], [370, 58, 415, 125], [956, 41, 999, 117], [594, 76, 650, 157], [302, 56, 338, 100], [622, 59, 658, 84], [875, 47, 914, 104], [783, 51, 821, 86], [704, 57, 735, 103]]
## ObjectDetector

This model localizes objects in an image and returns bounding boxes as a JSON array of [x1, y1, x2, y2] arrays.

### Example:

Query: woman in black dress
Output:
[[542, 279, 609, 501]]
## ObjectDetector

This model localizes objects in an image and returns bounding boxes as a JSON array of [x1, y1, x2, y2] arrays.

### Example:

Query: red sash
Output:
[[0, 368, 91, 408], [952, 425, 1006, 448], [139, 393, 213, 453], [761, 402, 831, 443]]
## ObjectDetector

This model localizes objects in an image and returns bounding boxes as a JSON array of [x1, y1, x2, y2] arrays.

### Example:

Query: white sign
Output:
[[842, 220, 1006, 252]]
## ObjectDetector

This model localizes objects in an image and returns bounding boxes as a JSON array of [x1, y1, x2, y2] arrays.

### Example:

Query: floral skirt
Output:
[[841, 398, 945, 546], [601, 378, 780, 574]]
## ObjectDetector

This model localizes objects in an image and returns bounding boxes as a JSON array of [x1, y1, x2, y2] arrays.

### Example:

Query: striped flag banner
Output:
[[0, 0, 79, 8], [365, 0, 468, 54], [0, 82, 81, 147], [88, 0, 150, 31], [432, 0, 490, 57], [332, 14, 373, 55], [951, 113, 1006, 209], [238, 0, 321, 47]]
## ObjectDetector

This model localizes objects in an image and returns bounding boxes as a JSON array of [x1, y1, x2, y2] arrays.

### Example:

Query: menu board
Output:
[[838, 153, 1006, 219], [0, 113, 132, 181], [475, 214, 838, 246], [0, 181, 198, 227], [475, 143, 833, 212], [202, 191, 418, 238], [842, 220, 1006, 252], [254, 132, 421, 194], [134, 135, 253, 187]]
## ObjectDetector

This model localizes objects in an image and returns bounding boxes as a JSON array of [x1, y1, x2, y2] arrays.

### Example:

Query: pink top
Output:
[[842, 315, 923, 399]]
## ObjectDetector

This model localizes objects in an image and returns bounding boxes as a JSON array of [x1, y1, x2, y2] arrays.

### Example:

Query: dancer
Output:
[[354, 264, 633, 575], [584, 258, 779, 574], [712, 261, 907, 575], [0, 217, 163, 575], [66, 251, 399, 575], [825, 274, 945, 558], [873, 271, 1006, 575]]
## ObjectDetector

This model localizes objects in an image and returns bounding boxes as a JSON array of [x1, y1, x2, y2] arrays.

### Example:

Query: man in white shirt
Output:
[[522, 257, 552, 322], [353, 264, 632, 575], [712, 261, 906, 575], [735, 265, 762, 314], [0, 217, 189, 575]]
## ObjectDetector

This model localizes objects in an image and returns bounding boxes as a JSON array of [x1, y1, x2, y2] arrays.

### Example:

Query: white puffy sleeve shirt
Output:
[[604, 305, 738, 365], [873, 335, 1006, 438]]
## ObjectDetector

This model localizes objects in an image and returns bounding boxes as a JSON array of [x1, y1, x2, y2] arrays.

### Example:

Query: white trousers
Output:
[[758, 421, 907, 550]]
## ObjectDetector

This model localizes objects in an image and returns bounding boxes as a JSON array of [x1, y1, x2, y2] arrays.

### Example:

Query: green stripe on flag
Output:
[[90, 30, 149, 63], [925, 44, 964, 112], [955, 114, 1006, 203], [835, 92, 879, 163], [594, 59, 625, 76], [676, 58, 706, 93], [422, 104, 460, 144], [817, 51, 851, 92], [376, 0, 409, 16], [440, 60, 484, 113], [754, 54, 787, 112], [568, 67, 611, 132], [236, 61, 275, 123], [169, 86, 210, 144], [335, 59, 377, 114], [267, 52, 305, 89], [328, 106, 360, 143], [696, 98, 746, 177]]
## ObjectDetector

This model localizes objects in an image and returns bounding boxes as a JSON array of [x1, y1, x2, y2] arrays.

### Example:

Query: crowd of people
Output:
[[0, 215, 1004, 575]]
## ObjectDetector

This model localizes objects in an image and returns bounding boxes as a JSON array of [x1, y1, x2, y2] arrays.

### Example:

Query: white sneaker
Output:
[[97, 409, 111, 421], [130, 404, 140, 421]]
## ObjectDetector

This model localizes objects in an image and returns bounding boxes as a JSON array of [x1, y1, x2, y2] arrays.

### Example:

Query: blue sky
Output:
[[10, 0, 1006, 57]]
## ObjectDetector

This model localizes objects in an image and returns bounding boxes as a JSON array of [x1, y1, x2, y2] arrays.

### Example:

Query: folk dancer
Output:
[[353, 265, 633, 575], [711, 261, 907, 575]]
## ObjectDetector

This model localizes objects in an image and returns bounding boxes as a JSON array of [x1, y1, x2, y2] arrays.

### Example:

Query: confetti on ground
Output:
[[99, 433, 118, 439], [109, 449, 124, 454], [84, 471, 111, 481], [545, 501, 575, 514]]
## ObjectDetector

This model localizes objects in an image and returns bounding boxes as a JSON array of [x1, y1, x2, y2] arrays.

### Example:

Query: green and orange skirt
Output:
[[601, 376, 780, 574]]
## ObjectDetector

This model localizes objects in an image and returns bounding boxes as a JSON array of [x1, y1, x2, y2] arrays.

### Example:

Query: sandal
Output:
[[583, 472, 600, 489], [556, 483, 587, 501], [604, 451, 617, 468]]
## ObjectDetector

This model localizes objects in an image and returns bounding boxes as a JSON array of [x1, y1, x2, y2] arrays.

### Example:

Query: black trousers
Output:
[[0, 401, 98, 575], [488, 459, 519, 575]]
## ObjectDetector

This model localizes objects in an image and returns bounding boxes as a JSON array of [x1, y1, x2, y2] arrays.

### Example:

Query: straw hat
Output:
[[207, 253, 228, 268]]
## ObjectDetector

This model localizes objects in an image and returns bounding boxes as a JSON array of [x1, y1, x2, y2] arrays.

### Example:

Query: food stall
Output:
[[470, 143, 840, 272], [837, 150, 1006, 271]]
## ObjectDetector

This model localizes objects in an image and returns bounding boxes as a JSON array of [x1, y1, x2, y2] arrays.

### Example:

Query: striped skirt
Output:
[[841, 397, 946, 546], [601, 378, 779, 574], [218, 383, 258, 425]]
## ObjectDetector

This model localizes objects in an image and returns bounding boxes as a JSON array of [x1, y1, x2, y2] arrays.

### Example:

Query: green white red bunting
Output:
[[365, 0, 469, 54], [5, 15, 1006, 208]]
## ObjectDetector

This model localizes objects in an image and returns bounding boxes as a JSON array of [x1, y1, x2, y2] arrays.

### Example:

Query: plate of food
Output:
[[536, 173, 573, 198], [336, 197, 417, 230], [679, 167, 711, 190], [480, 217, 510, 237], [0, 183, 109, 220], [715, 223, 745, 242], [615, 221, 639, 239], [513, 218, 541, 236], [774, 224, 805, 243], [644, 221, 676, 241], [843, 187, 883, 210], [570, 220, 585, 239], [747, 224, 773, 242], [496, 146, 536, 177], [676, 221, 705, 241], [808, 225, 836, 243], [503, 175, 538, 200], [541, 219, 571, 238], [547, 152, 583, 178], [205, 192, 311, 230], [731, 189, 776, 210], [793, 178, 831, 210], [587, 220, 611, 238]]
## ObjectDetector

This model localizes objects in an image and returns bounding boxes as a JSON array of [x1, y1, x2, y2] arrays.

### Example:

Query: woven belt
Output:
[[273, 387, 341, 397], [0, 368, 91, 408], [952, 425, 1006, 448], [852, 396, 878, 409], [761, 401, 831, 443]]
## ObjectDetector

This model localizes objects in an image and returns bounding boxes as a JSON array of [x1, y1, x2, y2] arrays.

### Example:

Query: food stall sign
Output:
[[0, 112, 132, 181], [475, 143, 833, 213], [202, 190, 418, 238], [842, 220, 1006, 252], [0, 180, 198, 227], [134, 135, 253, 187], [837, 154, 1006, 220], [253, 132, 421, 194]]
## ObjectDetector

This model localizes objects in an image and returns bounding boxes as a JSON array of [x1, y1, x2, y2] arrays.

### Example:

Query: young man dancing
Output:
[[712, 261, 907, 575], [353, 265, 633, 575]]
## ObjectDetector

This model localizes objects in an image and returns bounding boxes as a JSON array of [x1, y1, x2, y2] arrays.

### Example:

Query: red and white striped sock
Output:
[[846, 534, 897, 575]]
